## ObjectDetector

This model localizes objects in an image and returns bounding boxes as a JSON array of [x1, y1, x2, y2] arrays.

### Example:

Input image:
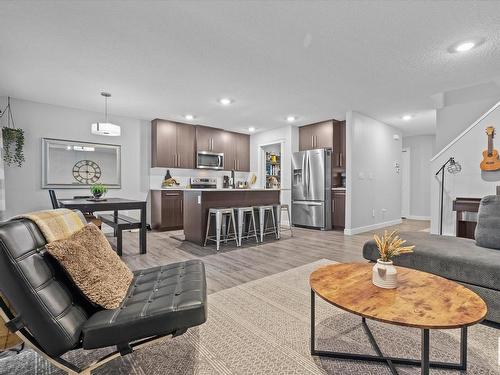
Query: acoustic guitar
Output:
[[480, 126, 500, 171]]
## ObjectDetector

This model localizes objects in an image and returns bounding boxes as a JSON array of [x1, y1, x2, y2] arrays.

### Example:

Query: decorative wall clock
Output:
[[72, 160, 102, 184]]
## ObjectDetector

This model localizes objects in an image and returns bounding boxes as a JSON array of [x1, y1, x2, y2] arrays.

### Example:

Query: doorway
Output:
[[401, 148, 410, 219], [261, 143, 282, 189]]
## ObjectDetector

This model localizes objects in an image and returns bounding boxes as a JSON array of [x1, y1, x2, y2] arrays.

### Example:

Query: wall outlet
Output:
[[197, 195, 201, 204]]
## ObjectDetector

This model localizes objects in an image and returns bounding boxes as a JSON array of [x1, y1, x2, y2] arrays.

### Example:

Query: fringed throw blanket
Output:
[[16, 208, 84, 242]]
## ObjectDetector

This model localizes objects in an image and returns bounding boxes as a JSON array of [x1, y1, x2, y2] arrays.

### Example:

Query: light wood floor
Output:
[[114, 220, 430, 294]]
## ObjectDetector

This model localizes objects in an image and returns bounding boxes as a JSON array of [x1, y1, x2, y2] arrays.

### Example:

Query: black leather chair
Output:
[[0, 217, 207, 374]]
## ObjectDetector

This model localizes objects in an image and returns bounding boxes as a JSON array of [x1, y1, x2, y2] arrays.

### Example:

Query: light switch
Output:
[[358, 172, 365, 180], [197, 195, 201, 204]]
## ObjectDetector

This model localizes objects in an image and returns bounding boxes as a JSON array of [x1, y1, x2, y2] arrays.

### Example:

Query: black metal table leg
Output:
[[460, 326, 467, 370], [310, 289, 315, 354], [140, 203, 147, 254], [421, 329, 430, 375], [309, 289, 469, 374], [362, 317, 398, 375]]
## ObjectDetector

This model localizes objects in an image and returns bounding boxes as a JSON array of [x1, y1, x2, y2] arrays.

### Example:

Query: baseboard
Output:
[[344, 219, 403, 235], [405, 215, 431, 221]]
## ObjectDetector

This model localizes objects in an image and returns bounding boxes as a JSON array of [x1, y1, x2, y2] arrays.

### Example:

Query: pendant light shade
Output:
[[91, 92, 121, 136]]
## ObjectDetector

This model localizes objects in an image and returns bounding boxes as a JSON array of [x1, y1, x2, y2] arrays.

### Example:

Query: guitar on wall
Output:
[[480, 126, 500, 171]]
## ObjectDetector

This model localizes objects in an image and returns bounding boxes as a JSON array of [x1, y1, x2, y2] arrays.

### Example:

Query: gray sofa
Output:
[[363, 195, 500, 325]]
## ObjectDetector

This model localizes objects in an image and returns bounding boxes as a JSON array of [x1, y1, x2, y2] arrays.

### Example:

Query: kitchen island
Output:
[[183, 189, 280, 245]]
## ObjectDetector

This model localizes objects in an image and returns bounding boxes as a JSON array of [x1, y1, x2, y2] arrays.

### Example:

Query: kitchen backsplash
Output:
[[150, 168, 255, 189]]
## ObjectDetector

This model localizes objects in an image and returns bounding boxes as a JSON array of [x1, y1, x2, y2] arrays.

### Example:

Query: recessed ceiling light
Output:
[[455, 41, 475, 52], [448, 38, 484, 53], [248, 127, 256, 132], [184, 114, 195, 121], [402, 115, 412, 121], [219, 98, 232, 106], [286, 115, 297, 122]]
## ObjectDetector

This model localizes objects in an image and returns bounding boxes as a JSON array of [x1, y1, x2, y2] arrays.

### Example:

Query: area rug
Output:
[[1, 260, 498, 374]]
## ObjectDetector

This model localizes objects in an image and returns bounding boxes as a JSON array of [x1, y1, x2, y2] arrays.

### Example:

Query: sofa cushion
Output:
[[363, 231, 500, 290], [475, 195, 500, 250], [82, 259, 207, 349], [46, 224, 133, 309]]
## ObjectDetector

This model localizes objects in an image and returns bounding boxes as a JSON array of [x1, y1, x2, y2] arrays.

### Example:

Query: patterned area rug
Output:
[[1, 260, 498, 374]]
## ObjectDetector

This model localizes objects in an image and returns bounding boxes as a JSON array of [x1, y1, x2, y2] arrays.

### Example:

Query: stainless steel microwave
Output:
[[196, 151, 224, 170]]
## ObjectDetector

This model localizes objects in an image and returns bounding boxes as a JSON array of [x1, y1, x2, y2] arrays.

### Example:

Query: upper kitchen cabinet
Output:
[[151, 119, 196, 169], [222, 131, 250, 171], [299, 120, 334, 151], [236, 133, 250, 171], [197, 127, 250, 171], [195, 125, 225, 153], [332, 120, 346, 169]]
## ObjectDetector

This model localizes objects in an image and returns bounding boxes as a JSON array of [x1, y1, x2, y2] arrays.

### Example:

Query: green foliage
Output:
[[2, 127, 25, 167], [90, 183, 108, 196]]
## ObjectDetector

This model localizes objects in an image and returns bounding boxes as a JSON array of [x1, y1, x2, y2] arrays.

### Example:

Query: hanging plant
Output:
[[2, 127, 25, 167], [0, 97, 25, 167]]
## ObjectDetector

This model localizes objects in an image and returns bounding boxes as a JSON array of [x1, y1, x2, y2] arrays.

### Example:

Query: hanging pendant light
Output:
[[91, 92, 121, 136]]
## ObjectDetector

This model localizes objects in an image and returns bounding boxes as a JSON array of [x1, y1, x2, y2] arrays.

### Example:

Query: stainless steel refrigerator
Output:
[[292, 149, 332, 230]]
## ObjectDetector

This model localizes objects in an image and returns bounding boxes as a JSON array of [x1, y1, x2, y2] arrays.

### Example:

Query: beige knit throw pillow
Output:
[[46, 223, 133, 309]]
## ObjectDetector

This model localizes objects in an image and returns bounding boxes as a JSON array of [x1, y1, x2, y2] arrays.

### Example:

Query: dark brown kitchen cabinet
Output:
[[299, 120, 334, 151], [236, 133, 250, 171], [196, 125, 225, 153], [151, 119, 195, 168], [333, 120, 346, 168], [332, 190, 346, 230], [151, 190, 183, 231], [219, 131, 250, 171], [299, 124, 314, 151], [222, 131, 236, 170]]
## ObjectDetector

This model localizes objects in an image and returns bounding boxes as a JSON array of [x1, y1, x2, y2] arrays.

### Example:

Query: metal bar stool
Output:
[[254, 205, 278, 243], [234, 207, 258, 246], [204, 208, 238, 251], [275, 204, 293, 237]]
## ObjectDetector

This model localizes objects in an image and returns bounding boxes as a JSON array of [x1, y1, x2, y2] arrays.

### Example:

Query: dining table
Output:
[[58, 198, 147, 254]]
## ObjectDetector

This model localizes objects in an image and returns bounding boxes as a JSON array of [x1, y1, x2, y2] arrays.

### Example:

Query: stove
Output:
[[190, 177, 217, 189]]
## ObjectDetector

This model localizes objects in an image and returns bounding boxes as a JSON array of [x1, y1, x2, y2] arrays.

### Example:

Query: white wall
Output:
[[436, 98, 499, 151], [345, 111, 402, 234], [430, 101, 500, 235], [0, 97, 150, 220], [249, 125, 299, 208], [402, 135, 435, 219]]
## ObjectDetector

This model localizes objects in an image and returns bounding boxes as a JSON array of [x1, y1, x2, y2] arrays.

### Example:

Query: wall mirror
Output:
[[42, 138, 121, 188]]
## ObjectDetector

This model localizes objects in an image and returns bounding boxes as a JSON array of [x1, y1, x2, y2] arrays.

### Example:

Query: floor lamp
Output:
[[435, 157, 462, 235]]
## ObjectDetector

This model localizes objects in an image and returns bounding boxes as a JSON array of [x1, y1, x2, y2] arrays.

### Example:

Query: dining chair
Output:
[[48, 190, 59, 209]]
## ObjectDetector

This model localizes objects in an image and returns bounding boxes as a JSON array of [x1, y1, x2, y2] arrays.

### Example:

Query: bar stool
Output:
[[275, 204, 293, 237], [204, 208, 238, 251], [234, 207, 258, 246], [254, 205, 278, 243]]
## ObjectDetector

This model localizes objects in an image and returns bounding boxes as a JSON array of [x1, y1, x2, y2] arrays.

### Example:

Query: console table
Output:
[[452, 197, 481, 239]]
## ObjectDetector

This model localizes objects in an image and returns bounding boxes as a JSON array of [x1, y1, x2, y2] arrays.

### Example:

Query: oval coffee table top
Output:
[[310, 263, 487, 329]]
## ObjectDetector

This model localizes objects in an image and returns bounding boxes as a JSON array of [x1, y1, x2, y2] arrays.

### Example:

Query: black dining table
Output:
[[58, 198, 147, 254]]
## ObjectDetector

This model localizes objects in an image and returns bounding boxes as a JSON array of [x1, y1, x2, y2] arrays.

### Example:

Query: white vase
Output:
[[372, 259, 398, 289]]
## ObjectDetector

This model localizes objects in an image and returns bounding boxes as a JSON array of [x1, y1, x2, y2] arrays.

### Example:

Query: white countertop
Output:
[[151, 187, 280, 192]]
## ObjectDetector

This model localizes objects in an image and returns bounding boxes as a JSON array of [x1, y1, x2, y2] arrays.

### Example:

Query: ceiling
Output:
[[1, 1, 500, 136]]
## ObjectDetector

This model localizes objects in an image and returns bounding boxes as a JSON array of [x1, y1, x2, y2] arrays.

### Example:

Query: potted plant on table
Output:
[[90, 183, 108, 200], [372, 230, 415, 289]]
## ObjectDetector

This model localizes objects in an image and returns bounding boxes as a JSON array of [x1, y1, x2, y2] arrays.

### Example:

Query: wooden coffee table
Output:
[[310, 263, 487, 375]]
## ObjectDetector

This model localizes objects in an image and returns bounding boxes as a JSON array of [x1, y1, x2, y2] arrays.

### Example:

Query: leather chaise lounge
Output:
[[0, 218, 208, 374]]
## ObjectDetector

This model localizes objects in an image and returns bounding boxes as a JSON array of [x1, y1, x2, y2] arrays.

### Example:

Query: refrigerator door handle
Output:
[[306, 153, 311, 198]]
